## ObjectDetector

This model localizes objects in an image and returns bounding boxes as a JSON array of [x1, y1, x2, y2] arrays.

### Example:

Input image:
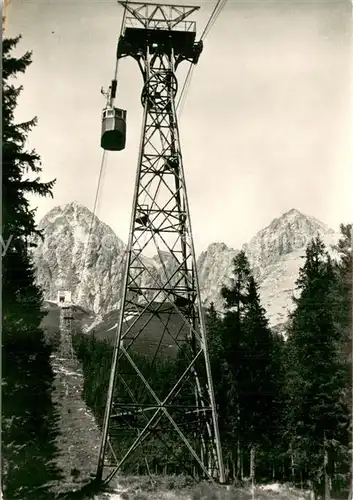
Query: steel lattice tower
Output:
[[97, 1, 225, 485]]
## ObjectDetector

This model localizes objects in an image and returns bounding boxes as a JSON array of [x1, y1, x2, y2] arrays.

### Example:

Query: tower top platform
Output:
[[119, 1, 199, 31], [117, 1, 201, 59]]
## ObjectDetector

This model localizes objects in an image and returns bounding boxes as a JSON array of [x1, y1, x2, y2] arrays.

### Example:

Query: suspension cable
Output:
[[176, 64, 194, 116], [78, 151, 107, 302], [110, 2, 128, 106], [77, 2, 129, 302], [177, 0, 228, 116], [200, 0, 227, 40]]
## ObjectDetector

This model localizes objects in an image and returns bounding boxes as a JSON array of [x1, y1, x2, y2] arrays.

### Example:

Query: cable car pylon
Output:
[[97, 1, 225, 485]]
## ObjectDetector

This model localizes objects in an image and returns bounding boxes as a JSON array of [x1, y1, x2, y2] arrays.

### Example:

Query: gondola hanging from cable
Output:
[[100, 78, 127, 151], [101, 106, 127, 151]]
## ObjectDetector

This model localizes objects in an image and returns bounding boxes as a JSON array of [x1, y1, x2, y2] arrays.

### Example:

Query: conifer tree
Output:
[[220, 251, 252, 375], [206, 302, 223, 360], [205, 302, 228, 460], [285, 237, 350, 496], [239, 276, 277, 478], [2, 36, 55, 334], [332, 224, 352, 495], [268, 330, 288, 481], [220, 251, 252, 478], [2, 36, 59, 498], [205, 302, 223, 396], [221, 250, 251, 319], [333, 224, 352, 359]]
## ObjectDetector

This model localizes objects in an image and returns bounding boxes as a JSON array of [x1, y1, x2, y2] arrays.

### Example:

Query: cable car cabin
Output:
[[101, 107, 127, 151]]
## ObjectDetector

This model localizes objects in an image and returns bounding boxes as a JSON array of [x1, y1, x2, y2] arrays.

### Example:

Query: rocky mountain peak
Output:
[[39, 201, 115, 236], [242, 208, 334, 272], [197, 242, 239, 310], [204, 242, 231, 255], [33, 203, 126, 314]]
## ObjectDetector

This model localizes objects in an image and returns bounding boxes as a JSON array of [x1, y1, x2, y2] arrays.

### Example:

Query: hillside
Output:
[[83, 301, 191, 358]]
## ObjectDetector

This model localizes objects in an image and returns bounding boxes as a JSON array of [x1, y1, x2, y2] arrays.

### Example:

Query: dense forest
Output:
[[73, 231, 352, 498], [2, 36, 60, 499]]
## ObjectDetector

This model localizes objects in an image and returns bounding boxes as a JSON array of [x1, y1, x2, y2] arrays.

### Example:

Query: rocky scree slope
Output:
[[33, 203, 340, 330]]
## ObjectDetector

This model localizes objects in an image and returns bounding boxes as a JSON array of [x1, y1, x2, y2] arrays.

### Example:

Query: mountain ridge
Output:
[[33, 201, 340, 329]]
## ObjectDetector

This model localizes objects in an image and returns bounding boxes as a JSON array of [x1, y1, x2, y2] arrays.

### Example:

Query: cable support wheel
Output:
[[141, 70, 178, 111]]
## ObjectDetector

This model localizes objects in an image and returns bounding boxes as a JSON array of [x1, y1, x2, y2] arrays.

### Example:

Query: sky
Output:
[[6, 0, 353, 255]]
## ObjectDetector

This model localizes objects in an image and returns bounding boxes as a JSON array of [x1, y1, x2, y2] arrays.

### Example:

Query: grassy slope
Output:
[[37, 304, 103, 497], [49, 354, 102, 496]]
